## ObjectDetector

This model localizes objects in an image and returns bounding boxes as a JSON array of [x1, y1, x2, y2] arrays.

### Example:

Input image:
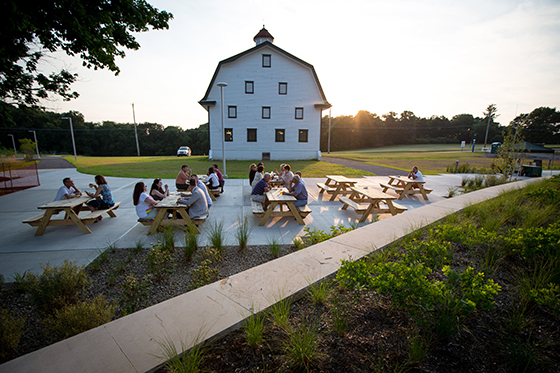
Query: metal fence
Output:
[[0, 161, 40, 195]]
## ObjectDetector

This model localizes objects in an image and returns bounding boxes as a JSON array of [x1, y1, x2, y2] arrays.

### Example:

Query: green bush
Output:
[[119, 274, 153, 315], [28, 260, 92, 315], [48, 296, 115, 338], [183, 227, 198, 261], [190, 259, 219, 290], [502, 221, 560, 258], [304, 224, 354, 245], [145, 241, 174, 278], [0, 309, 26, 358]]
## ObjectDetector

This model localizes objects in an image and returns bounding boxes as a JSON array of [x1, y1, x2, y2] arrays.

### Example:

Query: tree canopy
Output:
[[0, 0, 173, 106], [515, 107, 560, 144]]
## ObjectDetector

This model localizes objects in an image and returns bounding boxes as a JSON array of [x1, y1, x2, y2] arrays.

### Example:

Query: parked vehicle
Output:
[[177, 146, 192, 157]]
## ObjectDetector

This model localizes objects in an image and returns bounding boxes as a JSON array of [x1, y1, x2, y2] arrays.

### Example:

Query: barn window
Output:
[[262, 54, 271, 68], [275, 129, 285, 142], [298, 129, 308, 143], [262, 106, 271, 119], [279, 82, 287, 95], [225, 128, 233, 142], [247, 128, 257, 142], [245, 81, 254, 94], [295, 107, 304, 120], [228, 106, 237, 118]]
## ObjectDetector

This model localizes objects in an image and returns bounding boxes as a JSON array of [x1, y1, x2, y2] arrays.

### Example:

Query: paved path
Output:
[[322, 156, 405, 176], [36, 157, 76, 169]]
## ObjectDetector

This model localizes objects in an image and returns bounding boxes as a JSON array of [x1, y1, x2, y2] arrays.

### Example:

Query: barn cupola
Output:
[[253, 26, 274, 45]]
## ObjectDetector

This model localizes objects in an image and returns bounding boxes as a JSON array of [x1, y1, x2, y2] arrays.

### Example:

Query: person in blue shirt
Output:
[[251, 173, 271, 210], [285, 175, 308, 207]]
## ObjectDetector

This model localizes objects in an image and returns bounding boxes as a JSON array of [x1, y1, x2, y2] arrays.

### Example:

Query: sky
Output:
[[45, 0, 560, 130]]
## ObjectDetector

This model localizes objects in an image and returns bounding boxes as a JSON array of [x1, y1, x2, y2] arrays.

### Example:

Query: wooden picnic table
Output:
[[145, 192, 206, 235], [256, 187, 310, 226], [339, 186, 407, 222], [380, 175, 432, 200], [316, 175, 358, 201], [268, 179, 284, 188], [23, 196, 121, 236]]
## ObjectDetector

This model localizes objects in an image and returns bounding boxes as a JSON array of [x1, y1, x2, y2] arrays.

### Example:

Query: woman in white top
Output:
[[251, 165, 264, 188], [133, 182, 158, 221], [280, 164, 293, 187], [206, 167, 220, 189]]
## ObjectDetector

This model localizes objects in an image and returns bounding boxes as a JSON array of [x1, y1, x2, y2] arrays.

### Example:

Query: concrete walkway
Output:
[[0, 170, 553, 373], [1, 168, 466, 280]]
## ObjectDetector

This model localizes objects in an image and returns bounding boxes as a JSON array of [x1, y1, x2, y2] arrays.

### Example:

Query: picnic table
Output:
[[143, 192, 207, 235], [379, 175, 432, 200], [255, 187, 311, 226], [268, 179, 284, 188], [316, 175, 358, 201], [339, 186, 407, 222], [22, 196, 121, 236]]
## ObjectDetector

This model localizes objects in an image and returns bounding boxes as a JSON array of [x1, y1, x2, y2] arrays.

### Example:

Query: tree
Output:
[[493, 120, 526, 180], [483, 104, 499, 146], [0, 0, 173, 106], [516, 107, 560, 144]]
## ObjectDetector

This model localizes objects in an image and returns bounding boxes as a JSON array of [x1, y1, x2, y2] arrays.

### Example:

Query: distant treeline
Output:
[[0, 103, 209, 156], [320, 110, 502, 152], [1, 104, 558, 156]]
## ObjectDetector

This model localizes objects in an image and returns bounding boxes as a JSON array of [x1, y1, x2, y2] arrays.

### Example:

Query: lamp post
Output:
[[28, 130, 40, 159], [8, 134, 16, 158], [217, 82, 228, 177], [131, 103, 140, 157], [61, 117, 78, 161]]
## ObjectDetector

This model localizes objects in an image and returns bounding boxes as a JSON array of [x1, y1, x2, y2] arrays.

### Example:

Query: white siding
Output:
[[206, 45, 325, 161]]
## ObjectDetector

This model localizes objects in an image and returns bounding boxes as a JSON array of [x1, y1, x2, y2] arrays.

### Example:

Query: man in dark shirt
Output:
[[251, 173, 271, 210]]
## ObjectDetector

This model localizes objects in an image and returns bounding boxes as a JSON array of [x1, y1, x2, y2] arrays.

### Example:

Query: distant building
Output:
[[199, 27, 331, 161]]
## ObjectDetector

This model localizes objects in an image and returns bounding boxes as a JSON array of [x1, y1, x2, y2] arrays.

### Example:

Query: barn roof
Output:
[[199, 41, 331, 109]]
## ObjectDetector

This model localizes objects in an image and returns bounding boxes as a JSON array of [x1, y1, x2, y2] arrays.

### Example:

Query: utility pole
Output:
[[327, 108, 331, 154], [132, 103, 140, 157]]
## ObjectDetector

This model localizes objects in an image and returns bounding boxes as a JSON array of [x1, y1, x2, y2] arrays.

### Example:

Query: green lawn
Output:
[[329, 144, 497, 174], [64, 156, 374, 179]]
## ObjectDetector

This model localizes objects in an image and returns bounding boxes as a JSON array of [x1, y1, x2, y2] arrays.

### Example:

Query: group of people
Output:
[[54, 175, 115, 222], [249, 163, 308, 211], [176, 164, 224, 194]]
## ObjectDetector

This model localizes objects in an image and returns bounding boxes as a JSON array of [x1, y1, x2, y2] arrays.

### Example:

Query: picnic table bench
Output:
[[22, 197, 121, 236], [254, 188, 311, 226], [380, 175, 432, 200], [338, 186, 407, 222], [141, 192, 206, 235], [316, 175, 358, 201]]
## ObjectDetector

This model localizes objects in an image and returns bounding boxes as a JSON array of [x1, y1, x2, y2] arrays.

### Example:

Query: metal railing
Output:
[[1, 161, 40, 195]]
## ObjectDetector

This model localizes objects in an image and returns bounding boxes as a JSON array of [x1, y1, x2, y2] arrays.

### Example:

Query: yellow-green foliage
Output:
[[28, 259, 92, 315], [0, 310, 26, 358], [48, 296, 115, 339]]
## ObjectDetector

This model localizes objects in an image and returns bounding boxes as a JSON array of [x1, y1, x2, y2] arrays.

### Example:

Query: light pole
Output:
[[217, 82, 228, 177], [28, 130, 40, 159], [8, 134, 16, 158], [61, 117, 78, 161], [327, 108, 332, 154], [132, 103, 140, 157]]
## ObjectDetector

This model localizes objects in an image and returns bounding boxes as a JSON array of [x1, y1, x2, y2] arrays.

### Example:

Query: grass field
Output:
[[329, 144, 498, 174], [64, 156, 374, 179]]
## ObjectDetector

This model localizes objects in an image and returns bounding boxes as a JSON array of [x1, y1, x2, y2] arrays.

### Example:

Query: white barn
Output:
[[199, 27, 331, 161]]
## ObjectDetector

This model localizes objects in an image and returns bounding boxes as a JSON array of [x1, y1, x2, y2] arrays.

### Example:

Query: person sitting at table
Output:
[[150, 178, 169, 201], [252, 165, 264, 188], [191, 174, 212, 208], [289, 171, 306, 192], [285, 175, 308, 207], [85, 175, 115, 222], [176, 165, 191, 191], [407, 166, 424, 188], [54, 177, 82, 201], [251, 172, 271, 211], [213, 164, 225, 193], [178, 178, 209, 219], [273, 164, 285, 180], [249, 163, 257, 186], [206, 167, 220, 191], [133, 182, 159, 222], [278, 164, 293, 187]]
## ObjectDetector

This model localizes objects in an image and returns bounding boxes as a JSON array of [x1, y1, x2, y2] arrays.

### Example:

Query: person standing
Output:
[[54, 177, 82, 201], [213, 164, 225, 193], [175, 165, 191, 191], [133, 182, 158, 221], [85, 175, 115, 222], [178, 178, 209, 219]]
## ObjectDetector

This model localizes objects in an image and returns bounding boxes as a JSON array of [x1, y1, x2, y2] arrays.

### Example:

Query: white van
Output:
[[177, 146, 191, 157]]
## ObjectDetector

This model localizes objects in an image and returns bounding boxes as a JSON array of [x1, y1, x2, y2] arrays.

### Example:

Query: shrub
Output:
[[119, 274, 153, 315], [304, 224, 354, 245], [292, 237, 306, 251], [28, 259, 92, 315], [0, 309, 26, 358], [268, 237, 281, 258], [234, 215, 253, 252], [190, 259, 219, 290], [206, 220, 226, 254], [283, 319, 322, 371], [156, 225, 176, 253], [183, 227, 198, 261], [145, 241, 175, 278], [48, 295, 115, 338], [244, 310, 265, 350]]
